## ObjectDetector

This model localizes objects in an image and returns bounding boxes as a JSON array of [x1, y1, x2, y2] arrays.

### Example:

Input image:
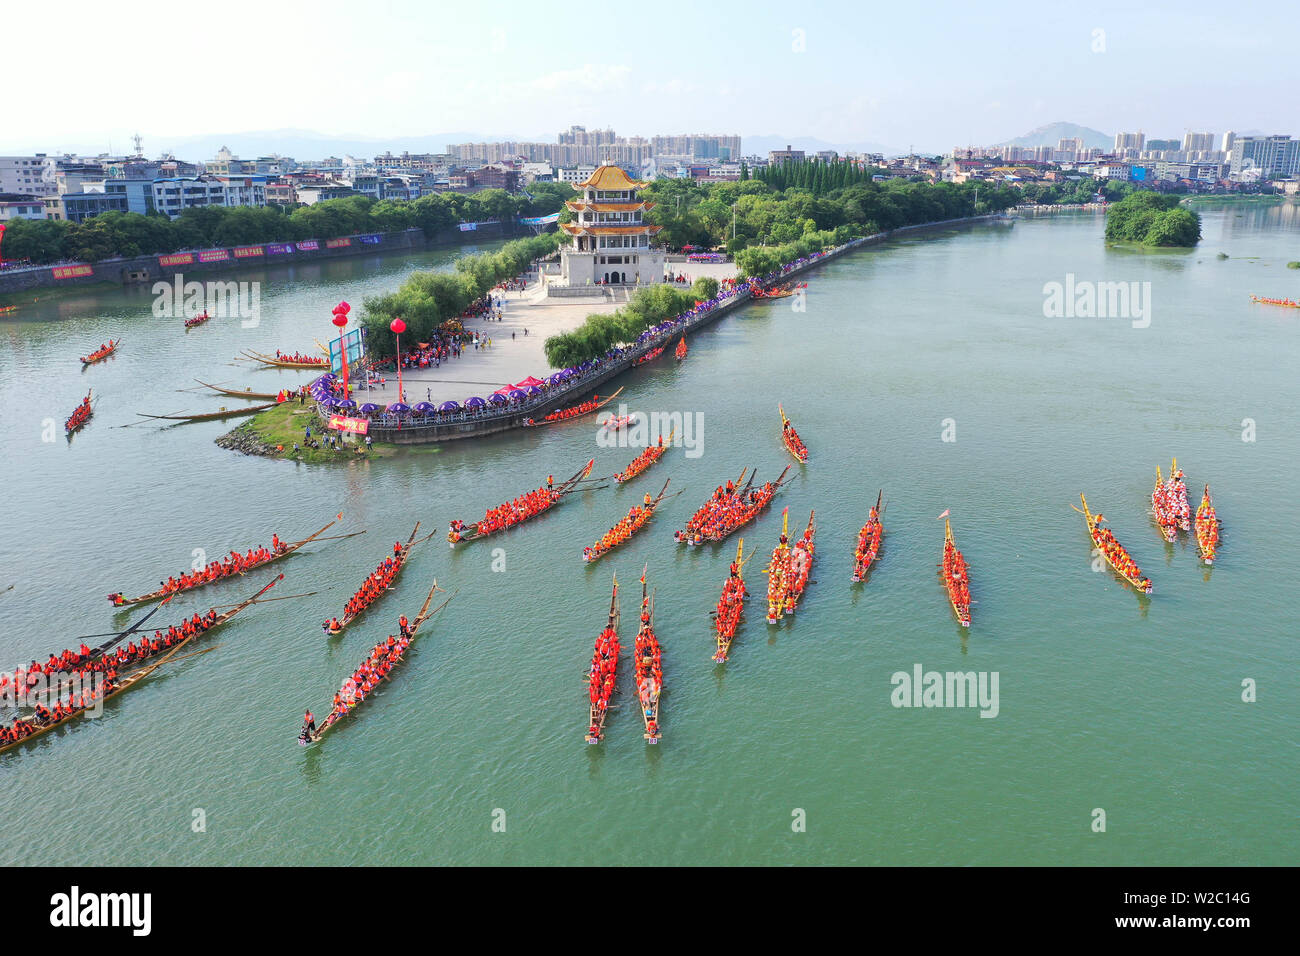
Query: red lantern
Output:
[[390, 317, 406, 402], [332, 302, 351, 401]]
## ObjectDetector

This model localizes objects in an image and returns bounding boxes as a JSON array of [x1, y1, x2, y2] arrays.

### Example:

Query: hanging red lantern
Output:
[[390, 316, 407, 403], [332, 314, 348, 328]]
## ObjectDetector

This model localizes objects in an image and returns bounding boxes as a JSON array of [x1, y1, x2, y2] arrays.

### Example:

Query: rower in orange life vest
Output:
[[302, 710, 316, 735], [399, 614, 411, 638], [547, 475, 554, 491]]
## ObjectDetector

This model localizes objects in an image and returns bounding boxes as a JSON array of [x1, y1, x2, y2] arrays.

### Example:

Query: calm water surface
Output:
[[2, 207, 1297, 865]]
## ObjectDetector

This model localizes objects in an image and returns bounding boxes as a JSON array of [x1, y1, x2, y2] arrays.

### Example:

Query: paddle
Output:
[[309, 531, 368, 543], [116, 411, 186, 428], [143, 644, 222, 667]]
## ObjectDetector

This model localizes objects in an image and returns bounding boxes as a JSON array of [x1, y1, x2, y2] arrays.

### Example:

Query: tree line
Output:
[[750, 157, 881, 195], [0, 182, 575, 265], [543, 278, 720, 370], [638, 175, 1020, 253], [359, 232, 564, 356]]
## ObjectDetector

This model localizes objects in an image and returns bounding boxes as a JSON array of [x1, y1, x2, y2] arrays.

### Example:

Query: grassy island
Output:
[[216, 401, 398, 464]]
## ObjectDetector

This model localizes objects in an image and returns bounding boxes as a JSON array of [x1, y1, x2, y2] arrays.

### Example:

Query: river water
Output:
[[2, 206, 1296, 865]]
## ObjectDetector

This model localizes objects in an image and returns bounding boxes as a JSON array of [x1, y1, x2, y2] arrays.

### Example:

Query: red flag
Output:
[[936, 509, 950, 520]]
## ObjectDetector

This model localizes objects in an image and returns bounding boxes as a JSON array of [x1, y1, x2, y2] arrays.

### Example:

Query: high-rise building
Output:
[[1229, 135, 1300, 181], [0, 155, 56, 198], [1113, 132, 1145, 154], [1221, 131, 1235, 154], [557, 126, 617, 165], [1183, 132, 1216, 152], [600, 138, 651, 167]]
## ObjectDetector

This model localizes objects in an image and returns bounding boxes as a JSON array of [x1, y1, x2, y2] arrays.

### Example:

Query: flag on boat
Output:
[[936, 509, 950, 520]]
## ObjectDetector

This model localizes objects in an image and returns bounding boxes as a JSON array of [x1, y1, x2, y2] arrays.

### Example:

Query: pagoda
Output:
[[559, 165, 665, 287]]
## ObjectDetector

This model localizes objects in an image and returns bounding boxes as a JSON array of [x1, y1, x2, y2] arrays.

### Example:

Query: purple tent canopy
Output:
[[322, 397, 342, 408], [488, 393, 508, 404], [547, 373, 564, 385], [465, 396, 486, 407], [438, 400, 460, 411], [386, 402, 410, 413], [413, 402, 436, 412], [526, 386, 543, 397], [336, 399, 357, 409], [358, 403, 379, 414], [507, 389, 527, 401]]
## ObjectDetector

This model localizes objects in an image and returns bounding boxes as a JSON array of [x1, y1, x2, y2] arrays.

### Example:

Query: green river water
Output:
[[1, 207, 1296, 865]]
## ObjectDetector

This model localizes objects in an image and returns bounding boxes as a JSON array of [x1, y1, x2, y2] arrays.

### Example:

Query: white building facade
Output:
[[0, 155, 56, 198]]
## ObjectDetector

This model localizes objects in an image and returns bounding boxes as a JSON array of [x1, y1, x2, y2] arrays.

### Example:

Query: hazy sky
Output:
[[4, 0, 1293, 153]]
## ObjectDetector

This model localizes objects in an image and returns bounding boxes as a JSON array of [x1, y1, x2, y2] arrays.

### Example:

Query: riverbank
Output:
[[1183, 194, 1289, 205], [0, 220, 537, 301]]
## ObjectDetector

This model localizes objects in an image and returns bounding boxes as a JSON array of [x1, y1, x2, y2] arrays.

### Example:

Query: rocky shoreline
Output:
[[215, 421, 282, 459]]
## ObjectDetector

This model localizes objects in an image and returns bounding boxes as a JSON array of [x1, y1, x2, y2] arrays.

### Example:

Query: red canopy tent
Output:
[[514, 376, 546, 388]]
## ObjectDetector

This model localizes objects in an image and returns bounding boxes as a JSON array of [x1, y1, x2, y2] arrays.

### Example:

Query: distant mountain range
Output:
[[995, 122, 1112, 151], [46, 128, 908, 163], [33, 123, 1131, 164]]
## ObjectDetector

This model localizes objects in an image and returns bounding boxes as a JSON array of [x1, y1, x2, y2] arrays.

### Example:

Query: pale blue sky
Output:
[[5, 0, 1293, 153]]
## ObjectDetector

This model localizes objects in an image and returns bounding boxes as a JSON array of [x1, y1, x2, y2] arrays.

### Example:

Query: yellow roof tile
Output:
[[574, 165, 648, 191]]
